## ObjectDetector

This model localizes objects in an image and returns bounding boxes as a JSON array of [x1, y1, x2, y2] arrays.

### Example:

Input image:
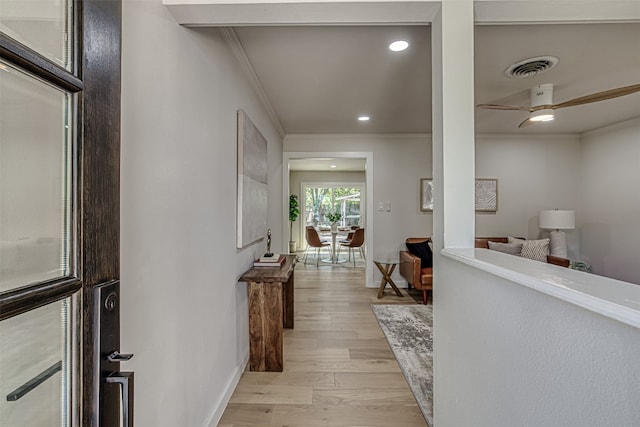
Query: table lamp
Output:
[[539, 209, 575, 258]]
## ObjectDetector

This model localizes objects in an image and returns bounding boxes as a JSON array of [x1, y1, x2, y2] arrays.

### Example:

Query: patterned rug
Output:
[[371, 304, 433, 426]]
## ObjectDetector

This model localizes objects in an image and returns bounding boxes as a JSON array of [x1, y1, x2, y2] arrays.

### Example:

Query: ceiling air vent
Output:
[[504, 56, 559, 78]]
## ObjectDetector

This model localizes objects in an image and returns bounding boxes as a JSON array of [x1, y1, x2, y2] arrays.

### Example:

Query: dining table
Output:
[[320, 228, 349, 263]]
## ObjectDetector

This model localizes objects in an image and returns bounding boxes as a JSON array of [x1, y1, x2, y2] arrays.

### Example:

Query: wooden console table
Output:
[[239, 254, 296, 372]]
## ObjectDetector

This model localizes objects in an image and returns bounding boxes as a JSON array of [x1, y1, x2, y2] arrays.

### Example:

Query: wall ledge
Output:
[[441, 248, 640, 329]]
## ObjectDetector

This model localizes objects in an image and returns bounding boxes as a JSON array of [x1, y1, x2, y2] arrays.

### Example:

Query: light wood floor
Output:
[[219, 261, 428, 427]]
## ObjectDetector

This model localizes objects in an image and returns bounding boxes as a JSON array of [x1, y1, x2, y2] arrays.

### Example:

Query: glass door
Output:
[[1, 0, 123, 425], [303, 184, 364, 229], [301, 183, 365, 256], [0, 4, 78, 423], [0, 299, 76, 426]]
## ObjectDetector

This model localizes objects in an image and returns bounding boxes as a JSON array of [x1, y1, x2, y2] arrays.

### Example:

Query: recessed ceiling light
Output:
[[330, 165, 337, 168], [389, 40, 409, 52], [357, 115, 370, 122]]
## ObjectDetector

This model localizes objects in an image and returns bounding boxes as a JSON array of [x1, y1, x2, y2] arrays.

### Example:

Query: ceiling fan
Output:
[[477, 83, 640, 128]]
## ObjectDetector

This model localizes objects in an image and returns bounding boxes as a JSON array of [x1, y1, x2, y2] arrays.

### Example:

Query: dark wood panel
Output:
[[79, 0, 122, 425], [247, 281, 284, 372], [0, 278, 82, 321], [241, 257, 296, 372], [1, 0, 121, 424], [240, 255, 296, 283], [283, 271, 294, 329], [263, 283, 283, 372], [547, 255, 570, 267], [248, 282, 266, 371], [0, 34, 83, 92], [80, 0, 121, 286]]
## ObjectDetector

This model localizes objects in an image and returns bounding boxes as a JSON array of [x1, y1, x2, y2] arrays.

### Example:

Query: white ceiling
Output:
[[475, 23, 640, 134], [234, 25, 431, 135], [232, 22, 640, 136]]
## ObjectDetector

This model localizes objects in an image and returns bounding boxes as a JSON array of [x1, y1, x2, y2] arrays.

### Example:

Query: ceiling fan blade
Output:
[[518, 117, 537, 128], [477, 103, 532, 112], [553, 83, 640, 109]]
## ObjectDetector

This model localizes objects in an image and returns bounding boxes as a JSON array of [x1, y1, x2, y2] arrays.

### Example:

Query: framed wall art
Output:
[[475, 178, 498, 212], [420, 178, 498, 213], [420, 178, 433, 212], [237, 110, 268, 248]]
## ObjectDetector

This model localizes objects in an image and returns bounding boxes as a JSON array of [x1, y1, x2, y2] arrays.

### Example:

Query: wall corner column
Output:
[[431, 1, 475, 423], [431, 0, 475, 253]]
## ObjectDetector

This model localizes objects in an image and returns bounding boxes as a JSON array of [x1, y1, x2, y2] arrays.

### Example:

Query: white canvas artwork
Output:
[[420, 178, 433, 212], [237, 110, 268, 248], [420, 177, 498, 212], [475, 178, 498, 212]]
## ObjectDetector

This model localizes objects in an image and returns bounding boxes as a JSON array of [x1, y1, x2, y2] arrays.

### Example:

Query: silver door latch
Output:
[[107, 351, 134, 363]]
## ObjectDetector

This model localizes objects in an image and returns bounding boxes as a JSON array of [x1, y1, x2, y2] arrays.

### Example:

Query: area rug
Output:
[[371, 304, 433, 426]]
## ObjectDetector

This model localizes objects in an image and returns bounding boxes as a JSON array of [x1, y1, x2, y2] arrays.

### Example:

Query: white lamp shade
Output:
[[539, 210, 575, 230]]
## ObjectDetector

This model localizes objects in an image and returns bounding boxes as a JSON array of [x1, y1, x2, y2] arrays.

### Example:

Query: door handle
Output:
[[107, 351, 134, 363], [106, 372, 134, 427]]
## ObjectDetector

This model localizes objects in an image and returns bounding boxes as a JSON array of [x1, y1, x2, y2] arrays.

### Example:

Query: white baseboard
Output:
[[205, 351, 249, 427]]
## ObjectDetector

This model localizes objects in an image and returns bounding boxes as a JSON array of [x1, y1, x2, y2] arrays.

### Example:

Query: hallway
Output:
[[219, 263, 427, 426]]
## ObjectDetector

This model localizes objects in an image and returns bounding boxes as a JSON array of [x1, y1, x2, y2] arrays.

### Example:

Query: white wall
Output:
[[285, 134, 431, 283], [435, 254, 640, 426], [121, 2, 283, 425], [476, 134, 581, 260], [285, 133, 583, 277], [579, 117, 640, 284]]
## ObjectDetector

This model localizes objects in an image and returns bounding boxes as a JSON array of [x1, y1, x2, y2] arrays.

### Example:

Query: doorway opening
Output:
[[283, 151, 374, 285]]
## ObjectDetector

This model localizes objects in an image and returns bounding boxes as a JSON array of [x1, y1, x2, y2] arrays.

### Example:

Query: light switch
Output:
[[386, 201, 391, 212], [378, 202, 385, 211]]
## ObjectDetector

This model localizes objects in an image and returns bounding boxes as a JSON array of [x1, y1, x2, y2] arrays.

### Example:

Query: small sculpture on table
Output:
[[264, 228, 273, 258]]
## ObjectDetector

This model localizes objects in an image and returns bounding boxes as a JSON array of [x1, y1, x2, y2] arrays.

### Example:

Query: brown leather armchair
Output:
[[399, 238, 433, 305]]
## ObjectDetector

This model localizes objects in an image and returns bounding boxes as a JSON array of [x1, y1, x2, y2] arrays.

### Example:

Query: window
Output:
[[0, 60, 73, 292], [302, 184, 364, 228]]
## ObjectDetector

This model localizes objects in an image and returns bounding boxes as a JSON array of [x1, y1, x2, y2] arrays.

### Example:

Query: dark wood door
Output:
[[0, 0, 123, 425]]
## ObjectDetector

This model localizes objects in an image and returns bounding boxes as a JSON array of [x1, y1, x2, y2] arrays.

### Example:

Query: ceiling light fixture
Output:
[[389, 40, 409, 52], [529, 84, 554, 122], [357, 115, 370, 122], [529, 109, 555, 122], [330, 165, 337, 169]]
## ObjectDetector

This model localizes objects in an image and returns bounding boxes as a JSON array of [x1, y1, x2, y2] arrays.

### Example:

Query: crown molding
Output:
[[220, 27, 286, 138], [474, 0, 640, 24]]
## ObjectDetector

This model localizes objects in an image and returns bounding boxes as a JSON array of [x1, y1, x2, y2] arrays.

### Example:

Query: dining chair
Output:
[[337, 228, 365, 267], [339, 225, 359, 244], [339, 231, 355, 244], [302, 226, 314, 262], [304, 226, 331, 266]]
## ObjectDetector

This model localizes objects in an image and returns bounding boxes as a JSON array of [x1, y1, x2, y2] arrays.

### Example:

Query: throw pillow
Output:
[[508, 236, 524, 244], [488, 241, 523, 256], [508, 236, 549, 262], [406, 241, 433, 268]]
